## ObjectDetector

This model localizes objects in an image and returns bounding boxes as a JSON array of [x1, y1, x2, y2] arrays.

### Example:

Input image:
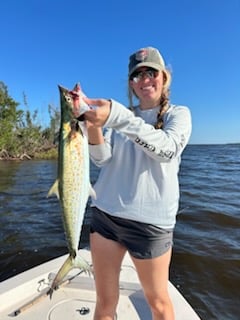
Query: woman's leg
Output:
[[131, 248, 174, 320], [90, 232, 127, 320]]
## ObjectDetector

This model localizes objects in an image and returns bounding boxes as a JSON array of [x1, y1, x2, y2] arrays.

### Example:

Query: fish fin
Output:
[[50, 255, 73, 291], [47, 179, 59, 199], [50, 254, 92, 292], [75, 255, 92, 275], [89, 184, 97, 199]]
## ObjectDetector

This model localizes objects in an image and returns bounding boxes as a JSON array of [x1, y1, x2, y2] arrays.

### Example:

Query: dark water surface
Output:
[[0, 144, 239, 320]]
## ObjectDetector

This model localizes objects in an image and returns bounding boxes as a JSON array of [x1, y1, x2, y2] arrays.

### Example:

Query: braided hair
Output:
[[128, 69, 172, 129]]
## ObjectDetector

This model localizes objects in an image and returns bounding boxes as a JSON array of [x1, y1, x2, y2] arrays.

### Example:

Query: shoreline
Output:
[[0, 148, 58, 161]]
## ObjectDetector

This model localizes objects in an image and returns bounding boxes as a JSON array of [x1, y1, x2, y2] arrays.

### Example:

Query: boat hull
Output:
[[0, 249, 201, 319]]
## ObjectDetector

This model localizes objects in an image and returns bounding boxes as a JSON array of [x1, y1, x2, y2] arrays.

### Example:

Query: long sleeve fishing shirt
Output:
[[89, 100, 192, 229]]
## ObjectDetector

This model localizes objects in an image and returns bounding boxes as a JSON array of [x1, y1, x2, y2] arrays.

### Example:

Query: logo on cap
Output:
[[135, 49, 148, 61]]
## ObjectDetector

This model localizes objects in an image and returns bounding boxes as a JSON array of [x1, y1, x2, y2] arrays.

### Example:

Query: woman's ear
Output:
[[129, 80, 134, 89], [163, 71, 168, 84], [162, 70, 171, 88]]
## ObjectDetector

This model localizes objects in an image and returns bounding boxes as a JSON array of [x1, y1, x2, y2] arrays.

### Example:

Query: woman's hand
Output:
[[83, 97, 111, 127]]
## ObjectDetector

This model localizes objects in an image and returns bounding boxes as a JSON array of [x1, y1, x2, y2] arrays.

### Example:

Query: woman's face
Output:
[[129, 67, 164, 109]]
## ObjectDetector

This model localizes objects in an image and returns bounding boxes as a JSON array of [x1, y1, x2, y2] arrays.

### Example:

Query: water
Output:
[[0, 144, 239, 320]]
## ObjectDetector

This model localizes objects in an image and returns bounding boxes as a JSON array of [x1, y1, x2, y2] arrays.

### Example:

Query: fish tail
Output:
[[50, 253, 92, 292]]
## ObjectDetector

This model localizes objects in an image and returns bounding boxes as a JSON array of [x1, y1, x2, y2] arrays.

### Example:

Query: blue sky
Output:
[[1, 0, 239, 144]]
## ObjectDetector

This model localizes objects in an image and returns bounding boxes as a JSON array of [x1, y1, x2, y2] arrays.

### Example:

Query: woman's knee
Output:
[[145, 292, 174, 319], [95, 292, 119, 318]]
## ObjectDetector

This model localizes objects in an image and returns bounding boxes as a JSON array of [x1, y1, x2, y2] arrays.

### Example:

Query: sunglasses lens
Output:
[[147, 70, 155, 78], [131, 68, 158, 83]]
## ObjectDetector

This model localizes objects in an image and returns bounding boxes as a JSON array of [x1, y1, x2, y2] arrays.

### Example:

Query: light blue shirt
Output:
[[89, 100, 192, 229]]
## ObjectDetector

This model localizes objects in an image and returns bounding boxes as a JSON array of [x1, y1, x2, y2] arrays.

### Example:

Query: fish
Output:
[[47, 83, 95, 294]]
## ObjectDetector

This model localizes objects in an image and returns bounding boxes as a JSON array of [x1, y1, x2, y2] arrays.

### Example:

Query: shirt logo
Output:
[[135, 137, 156, 152]]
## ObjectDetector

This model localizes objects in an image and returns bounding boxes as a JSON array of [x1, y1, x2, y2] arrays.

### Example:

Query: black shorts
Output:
[[90, 207, 173, 259]]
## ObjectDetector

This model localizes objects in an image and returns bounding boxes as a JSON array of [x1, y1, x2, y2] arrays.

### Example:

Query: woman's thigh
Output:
[[90, 232, 127, 299], [131, 248, 172, 299]]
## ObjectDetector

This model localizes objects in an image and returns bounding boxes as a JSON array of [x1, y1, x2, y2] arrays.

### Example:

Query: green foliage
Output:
[[46, 104, 60, 143], [34, 148, 58, 160], [0, 81, 22, 153], [0, 81, 60, 160]]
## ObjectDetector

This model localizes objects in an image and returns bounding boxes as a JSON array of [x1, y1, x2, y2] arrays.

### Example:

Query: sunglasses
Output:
[[130, 68, 159, 83]]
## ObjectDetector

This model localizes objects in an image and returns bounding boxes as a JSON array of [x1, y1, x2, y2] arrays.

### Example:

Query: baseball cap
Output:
[[128, 47, 165, 78]]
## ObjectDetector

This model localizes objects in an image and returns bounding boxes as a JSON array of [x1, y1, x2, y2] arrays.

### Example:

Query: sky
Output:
[[1, 0, 239, 144]]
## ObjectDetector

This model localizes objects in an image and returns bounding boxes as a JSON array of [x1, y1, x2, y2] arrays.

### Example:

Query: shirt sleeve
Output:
[[103, 100, 192, 162], [89, 128, 113, 167]]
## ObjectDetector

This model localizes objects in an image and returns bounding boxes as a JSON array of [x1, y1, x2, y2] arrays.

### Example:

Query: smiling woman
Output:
[[83, 46, 192, 320]]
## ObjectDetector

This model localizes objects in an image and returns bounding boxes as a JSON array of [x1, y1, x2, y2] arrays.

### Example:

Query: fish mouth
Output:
[[76, 114, 85, 121], [73, 108, 81, 119], [69, 88, 89, 119], [58, 83, 90, 120]]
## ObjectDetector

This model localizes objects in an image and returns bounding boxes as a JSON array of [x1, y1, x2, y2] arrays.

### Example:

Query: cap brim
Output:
[[129, 62, 164, 77]]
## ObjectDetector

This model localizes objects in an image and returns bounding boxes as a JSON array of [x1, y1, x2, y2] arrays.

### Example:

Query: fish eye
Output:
[[64, 94, 72, 103]]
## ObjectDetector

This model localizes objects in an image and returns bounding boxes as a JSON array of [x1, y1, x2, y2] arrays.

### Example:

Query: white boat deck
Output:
[[0, 249, 201, 320]]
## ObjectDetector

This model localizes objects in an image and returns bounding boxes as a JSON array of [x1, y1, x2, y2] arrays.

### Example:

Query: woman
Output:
[[84, 47, 192, 320]]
